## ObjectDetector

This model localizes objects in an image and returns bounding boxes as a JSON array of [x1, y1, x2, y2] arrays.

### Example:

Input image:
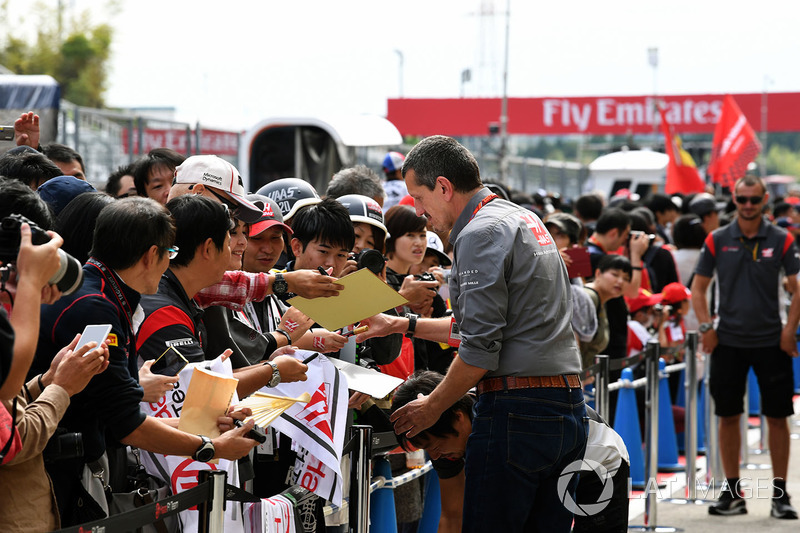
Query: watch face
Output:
[[196, 446, 215, 463], [273, 274, 289, 296]]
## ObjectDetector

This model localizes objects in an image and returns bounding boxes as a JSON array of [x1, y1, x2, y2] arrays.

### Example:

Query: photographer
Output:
[[0, 179, 64, 400]]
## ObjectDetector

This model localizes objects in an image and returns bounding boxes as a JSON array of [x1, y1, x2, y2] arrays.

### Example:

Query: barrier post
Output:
[[197, 470, 227, 533], [595, 355, 610, 421], [630, 341, 682, 532], [645, 341, 660, 528], [741, 380, 770, 470], [349, 425, 373, 533], [685, 332, 698, 500], [704, 355, 724, 487]]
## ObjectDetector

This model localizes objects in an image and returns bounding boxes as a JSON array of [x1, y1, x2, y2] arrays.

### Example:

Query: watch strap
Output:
[[274, 328, 292, 346], [404, 313, 419, 339]]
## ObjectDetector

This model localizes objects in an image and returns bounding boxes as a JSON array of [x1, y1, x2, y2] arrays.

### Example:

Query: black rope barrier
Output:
[[54, 481, 210, 533]]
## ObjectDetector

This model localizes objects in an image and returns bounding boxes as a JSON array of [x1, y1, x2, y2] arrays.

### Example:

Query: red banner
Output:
[[387, 92, 800, 137], [659, 107, 705, 194], [120, 128, 240, 156], [708, 95, 762, 188]]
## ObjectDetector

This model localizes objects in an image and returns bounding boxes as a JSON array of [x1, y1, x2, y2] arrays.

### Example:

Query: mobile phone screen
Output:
[[152, 346, 189, 376], [76, 324, 112, 353]]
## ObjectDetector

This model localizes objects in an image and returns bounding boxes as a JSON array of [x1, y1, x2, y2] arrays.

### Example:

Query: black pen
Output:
[[317, 266, 327, 276], [302, 353, 320, 365]]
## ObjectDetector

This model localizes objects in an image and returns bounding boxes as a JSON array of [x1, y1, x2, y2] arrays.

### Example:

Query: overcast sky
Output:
[[7, 0, 800, 131]]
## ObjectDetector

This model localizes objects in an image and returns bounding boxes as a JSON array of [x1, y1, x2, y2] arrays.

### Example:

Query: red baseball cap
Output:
[[661, 282, 691, 305], [246, 194, 293, 237], [625, 288, 662, 313]]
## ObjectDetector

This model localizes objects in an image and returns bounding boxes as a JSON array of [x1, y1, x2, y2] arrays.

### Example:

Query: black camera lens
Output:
[[0, 214, 84, 295], [354, 248, 385, 275]]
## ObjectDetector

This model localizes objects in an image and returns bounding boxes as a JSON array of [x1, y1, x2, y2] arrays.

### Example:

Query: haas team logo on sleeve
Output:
[[520, 212, 553, 246]]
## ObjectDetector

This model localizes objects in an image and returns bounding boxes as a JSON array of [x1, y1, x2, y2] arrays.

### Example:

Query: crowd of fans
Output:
[[1, 111, 798, 531]]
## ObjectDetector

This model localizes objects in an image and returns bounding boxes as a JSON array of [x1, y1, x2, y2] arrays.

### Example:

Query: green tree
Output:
[[0, 1, 116, 108], [766, 144, 800, 178]]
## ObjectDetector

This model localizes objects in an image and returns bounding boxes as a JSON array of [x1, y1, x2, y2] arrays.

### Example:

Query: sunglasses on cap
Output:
[[735, 195, 764, 205]]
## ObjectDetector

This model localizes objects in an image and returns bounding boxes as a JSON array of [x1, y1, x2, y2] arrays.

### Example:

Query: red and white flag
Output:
[[708, 94, 762, 188], [659, 106, 706, 194], [268, 351, 349, 506]]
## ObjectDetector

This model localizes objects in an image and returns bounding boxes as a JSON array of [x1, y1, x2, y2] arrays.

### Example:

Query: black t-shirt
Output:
[[0, 307, 14, 390]]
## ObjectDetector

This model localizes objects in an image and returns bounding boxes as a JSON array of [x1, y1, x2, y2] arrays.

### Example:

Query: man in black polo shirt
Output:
[[693, 175, 800, 519]]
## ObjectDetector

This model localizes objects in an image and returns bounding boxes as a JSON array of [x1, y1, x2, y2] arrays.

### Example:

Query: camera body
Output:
[[349, 248, 385, 275], [0, 214, 84, 295], [652, 303, 672, 314]]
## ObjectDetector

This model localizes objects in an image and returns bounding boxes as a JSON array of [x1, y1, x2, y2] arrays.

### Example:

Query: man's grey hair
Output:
[[402, 135, 481, 193], [326, 165, 385, 201]]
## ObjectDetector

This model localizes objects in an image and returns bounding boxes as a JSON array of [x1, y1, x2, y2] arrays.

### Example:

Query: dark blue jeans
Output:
[[463, 386, 588, 533]]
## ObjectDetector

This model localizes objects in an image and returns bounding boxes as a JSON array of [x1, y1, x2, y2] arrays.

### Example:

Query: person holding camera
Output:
[[0, 179, 66, 400]]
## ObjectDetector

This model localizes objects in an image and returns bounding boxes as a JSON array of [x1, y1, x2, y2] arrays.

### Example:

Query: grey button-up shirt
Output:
[[449, 188, 581, 377]]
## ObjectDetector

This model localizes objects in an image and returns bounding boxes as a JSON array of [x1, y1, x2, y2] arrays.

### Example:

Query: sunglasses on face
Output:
[[735, 195, 763, 205]]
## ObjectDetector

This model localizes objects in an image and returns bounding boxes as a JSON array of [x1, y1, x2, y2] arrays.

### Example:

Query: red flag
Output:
[[708, 94, 761, 188], [659, 107, 706, 194]]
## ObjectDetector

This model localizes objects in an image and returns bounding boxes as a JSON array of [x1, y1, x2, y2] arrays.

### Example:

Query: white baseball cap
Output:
[[174, 155, 262, 223]]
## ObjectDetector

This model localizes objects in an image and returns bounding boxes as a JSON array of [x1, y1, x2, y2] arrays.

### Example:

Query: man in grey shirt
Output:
[[357, 136, 587, 532]]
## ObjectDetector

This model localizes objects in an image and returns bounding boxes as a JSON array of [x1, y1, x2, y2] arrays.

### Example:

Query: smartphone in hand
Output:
[[152, 346, 189, 376], [76, 324, 112, 355]]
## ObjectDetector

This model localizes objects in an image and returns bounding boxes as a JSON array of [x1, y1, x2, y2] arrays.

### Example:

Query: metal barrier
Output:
[[54, 470, 228, 533]]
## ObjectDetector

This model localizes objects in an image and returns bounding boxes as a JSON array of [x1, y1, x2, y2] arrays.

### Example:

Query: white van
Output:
[[586, 147, 668, 199]]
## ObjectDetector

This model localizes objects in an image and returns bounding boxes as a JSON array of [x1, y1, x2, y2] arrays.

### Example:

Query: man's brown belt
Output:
[[476, 374, 581, 395]]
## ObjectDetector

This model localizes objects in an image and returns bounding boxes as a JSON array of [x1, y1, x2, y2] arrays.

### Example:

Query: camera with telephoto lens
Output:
[[0, 214, 83, 295], [43, 428, 84, 463], [349, 248, 385, 275]]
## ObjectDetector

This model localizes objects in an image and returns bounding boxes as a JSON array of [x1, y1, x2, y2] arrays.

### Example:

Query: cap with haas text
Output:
[[625, 288, 662, 313], [425, 231, 452, 267], [174, 155, 262, 223], [245, 193, 293, 237], [255, 178, 321, 221], [382, 151, 405, 173], [661, 282, 691, 305]]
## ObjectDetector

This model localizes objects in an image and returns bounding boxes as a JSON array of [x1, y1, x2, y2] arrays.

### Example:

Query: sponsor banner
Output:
[[121, 128, 240, 155], [387, 92, 800, 136]]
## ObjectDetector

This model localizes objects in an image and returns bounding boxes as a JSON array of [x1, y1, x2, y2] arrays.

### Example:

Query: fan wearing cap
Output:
[[408, 232, 457, 375], [381, 151, 408, 213], [168, 154, 263, 224], [658, 282, 691, 354], [688, 192, 721, 235], [336, 194, 389, 279], [256, 177, 322, 270], [625, 288, 662, 358]]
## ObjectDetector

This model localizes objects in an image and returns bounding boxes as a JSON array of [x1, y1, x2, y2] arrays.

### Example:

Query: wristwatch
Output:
[[265, 360, 281, 387], [699, 322, 714, 333], [272, 272, 289, 297], [192, 435, 215, 463], [404, 312, 419, 339]]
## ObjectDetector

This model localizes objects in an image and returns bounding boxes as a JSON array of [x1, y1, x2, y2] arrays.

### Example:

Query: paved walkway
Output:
[[628, 397, 800, 532]]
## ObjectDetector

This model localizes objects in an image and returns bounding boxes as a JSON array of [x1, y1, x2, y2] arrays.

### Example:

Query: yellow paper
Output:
[[288, 268, 408, 331], [178, 367, 239, 439]]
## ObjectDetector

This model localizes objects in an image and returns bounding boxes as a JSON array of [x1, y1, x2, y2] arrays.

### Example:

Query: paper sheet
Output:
[[328, 358, 404, 398], [288, 268, 407, 331], [178, 366, 239, 438]]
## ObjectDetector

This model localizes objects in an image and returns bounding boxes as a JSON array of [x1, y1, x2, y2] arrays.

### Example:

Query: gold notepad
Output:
[[288, 268, 408, 331]]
